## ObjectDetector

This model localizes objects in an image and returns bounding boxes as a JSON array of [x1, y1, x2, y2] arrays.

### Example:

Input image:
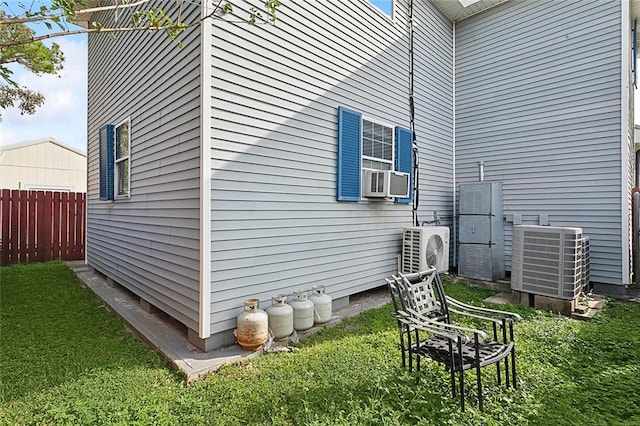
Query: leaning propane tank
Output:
[[236, 299, 268, 350], [265, 294, 294, 339], [290, 290, 314, 331], [309, 285, 332, 324]]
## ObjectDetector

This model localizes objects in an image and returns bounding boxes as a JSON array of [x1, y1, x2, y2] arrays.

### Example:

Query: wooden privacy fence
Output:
[[1, 189, 86, 265]]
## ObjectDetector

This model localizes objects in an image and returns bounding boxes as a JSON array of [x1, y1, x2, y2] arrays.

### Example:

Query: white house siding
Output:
[[413, 2, 454, 231], [86, 2, 202, 330], [205, 0, 455, 336], [455, 0, 625, 284]]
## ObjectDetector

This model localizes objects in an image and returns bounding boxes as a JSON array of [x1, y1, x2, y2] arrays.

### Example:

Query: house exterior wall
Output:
[[86, 2, 203, 330], [454, 0, 629, 284], [0, 139, 86, 192], [413, 2, 454, 229], [205, 0, 454, 338]]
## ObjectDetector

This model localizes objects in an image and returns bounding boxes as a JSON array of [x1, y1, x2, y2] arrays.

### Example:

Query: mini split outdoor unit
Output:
[[363, 170, 410, 198], [401, 227, 450, 274], [511, 225, 585, 300]]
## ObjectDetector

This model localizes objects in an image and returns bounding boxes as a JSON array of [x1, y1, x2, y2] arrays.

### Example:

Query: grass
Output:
[[1, 261, 639, 425]]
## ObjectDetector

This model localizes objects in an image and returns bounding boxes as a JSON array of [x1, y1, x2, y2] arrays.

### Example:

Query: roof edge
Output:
[[0, 137, 86, 157]]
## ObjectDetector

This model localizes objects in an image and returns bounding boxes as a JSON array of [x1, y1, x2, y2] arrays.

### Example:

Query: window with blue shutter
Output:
[[336, 106, 414, 204], [99, 124, 115, 201], [395, 126, 413, 204], [337, 106, 362, 201]]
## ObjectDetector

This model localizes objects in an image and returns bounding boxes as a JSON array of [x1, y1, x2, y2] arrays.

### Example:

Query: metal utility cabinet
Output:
[[458, 182, 505, 281]]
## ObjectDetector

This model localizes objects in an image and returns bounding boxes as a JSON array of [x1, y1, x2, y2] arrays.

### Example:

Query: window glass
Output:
[[362, 118, 393, 170], [117, 121, 129, 158], [115, 119, 130, 197]]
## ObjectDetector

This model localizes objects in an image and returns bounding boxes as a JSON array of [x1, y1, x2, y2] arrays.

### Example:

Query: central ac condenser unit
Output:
[[511, 225, 583, 300], [581, 236, 590, 291], [401, 227, 450, 274]]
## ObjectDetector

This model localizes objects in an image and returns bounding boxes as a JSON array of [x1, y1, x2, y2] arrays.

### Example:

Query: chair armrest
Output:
[[405, 307, 488, 342], [447, 306, 504, 325], [445, 296, 523, 321]]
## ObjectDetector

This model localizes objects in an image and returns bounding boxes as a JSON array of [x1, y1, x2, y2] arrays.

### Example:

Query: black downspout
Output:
[[409, 0, 420, 227]]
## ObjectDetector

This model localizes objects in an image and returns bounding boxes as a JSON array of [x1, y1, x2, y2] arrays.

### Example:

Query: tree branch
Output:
[[0, 0, 154, 25], [0, 1, 279, 48]]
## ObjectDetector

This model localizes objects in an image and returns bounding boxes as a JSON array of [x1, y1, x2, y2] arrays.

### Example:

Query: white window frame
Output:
[[361, 116, 395, 172], [114, 118, 131, 198]]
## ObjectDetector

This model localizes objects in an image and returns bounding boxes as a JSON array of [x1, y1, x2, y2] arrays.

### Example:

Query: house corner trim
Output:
[[622, 1, 632, 285], [199, 5, 213, 338]]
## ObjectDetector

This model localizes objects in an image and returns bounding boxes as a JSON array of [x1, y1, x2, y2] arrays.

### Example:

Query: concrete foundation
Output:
[[533, 294, 577, 316], [332, 295, 350, 311], [139, 299, 158, 314], [187, 328, 236, 353]]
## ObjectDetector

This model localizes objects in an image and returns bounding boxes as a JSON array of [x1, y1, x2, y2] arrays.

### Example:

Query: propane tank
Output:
[[290, 290, 314, 331], [236, 299, 268, 350], [309, 285, 332, 324], [265, 294, 294, 339]]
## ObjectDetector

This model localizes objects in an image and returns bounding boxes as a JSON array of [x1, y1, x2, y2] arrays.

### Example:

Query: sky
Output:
[[0, 1, 88, 153]]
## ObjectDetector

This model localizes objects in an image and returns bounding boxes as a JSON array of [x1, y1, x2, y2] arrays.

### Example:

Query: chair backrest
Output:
[[399, 269, 449, 322], [385, 276, 405, 316]]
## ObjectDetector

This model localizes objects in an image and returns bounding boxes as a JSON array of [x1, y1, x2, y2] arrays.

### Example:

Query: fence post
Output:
[[1, 189, 10, 265]]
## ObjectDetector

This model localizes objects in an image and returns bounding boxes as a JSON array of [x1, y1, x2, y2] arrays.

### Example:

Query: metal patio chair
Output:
[[386, 268, 521, 411]]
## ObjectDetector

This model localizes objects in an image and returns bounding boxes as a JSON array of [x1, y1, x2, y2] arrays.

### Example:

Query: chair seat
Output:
[[416, 336, 513, 372]]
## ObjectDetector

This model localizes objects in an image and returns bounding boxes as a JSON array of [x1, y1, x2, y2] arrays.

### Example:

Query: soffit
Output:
[[430, 0, 509, 22]]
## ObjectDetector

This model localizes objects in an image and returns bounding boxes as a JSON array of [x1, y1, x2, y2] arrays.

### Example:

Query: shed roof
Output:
[[0, 137, 86, 158]]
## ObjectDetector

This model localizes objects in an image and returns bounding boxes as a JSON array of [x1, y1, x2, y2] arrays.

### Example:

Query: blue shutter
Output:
[[337, 106, 362, 201], [395, 126, 413, 204], [98, 124, 115, 201]]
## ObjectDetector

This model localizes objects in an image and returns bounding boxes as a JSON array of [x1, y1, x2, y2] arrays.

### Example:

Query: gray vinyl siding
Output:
[[207, 0, 451, 334], [455, 0, 624, 284], [413, 2, 454, 229], [86, 2, 202, 329]]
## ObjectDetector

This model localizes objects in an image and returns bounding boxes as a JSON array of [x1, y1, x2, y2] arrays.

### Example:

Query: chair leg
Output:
[[414, 329, 421, 373], [493, 323, 501, 385], [510, 322, 517, 389], [449, 340, 456, 397], [458, 339, 465, 412], [502, 320, 510, 388], [475, 335, 483, 411], [406, 331, 412, 372], [511, 349, 517, 389]]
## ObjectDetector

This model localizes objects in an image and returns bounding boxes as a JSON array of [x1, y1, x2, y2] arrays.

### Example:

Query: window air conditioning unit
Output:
[[511, 225, 583, 300], [401, 226, 450, 274], [363, 170, 409, 198]]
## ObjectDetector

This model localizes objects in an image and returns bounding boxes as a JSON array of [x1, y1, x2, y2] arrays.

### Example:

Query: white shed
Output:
[[0, 137, 87, 192]]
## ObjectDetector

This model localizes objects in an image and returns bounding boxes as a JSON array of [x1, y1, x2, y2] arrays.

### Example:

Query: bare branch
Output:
[[72, 0, 153, 17], [0, 14, 64, 25], [0, 0, 154, 25]]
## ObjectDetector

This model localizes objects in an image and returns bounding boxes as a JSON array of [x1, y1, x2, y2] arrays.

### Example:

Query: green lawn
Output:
[[1, 261, 639, 425]]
